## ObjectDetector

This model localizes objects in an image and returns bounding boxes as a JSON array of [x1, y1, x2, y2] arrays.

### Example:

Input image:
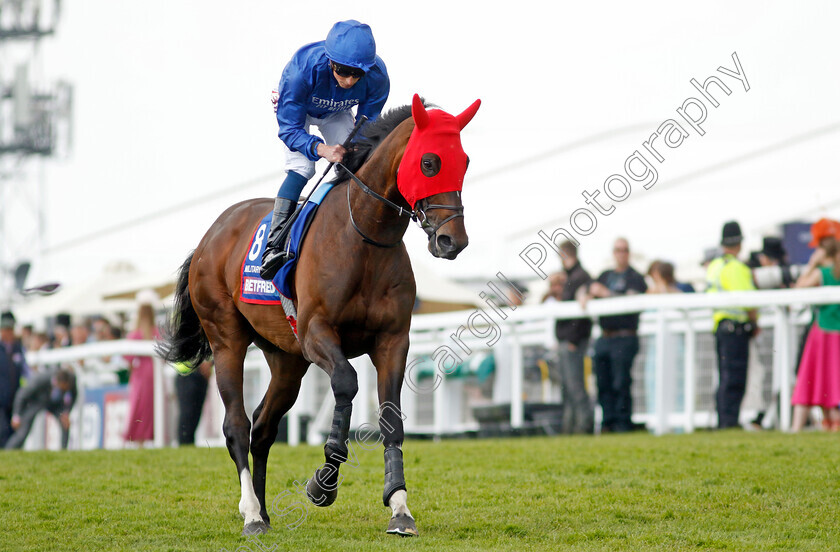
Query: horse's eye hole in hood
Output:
[[420, 153, 441, 177]]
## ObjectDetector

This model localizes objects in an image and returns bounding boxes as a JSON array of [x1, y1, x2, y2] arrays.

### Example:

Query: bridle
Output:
[[337, 162, 464, 248]]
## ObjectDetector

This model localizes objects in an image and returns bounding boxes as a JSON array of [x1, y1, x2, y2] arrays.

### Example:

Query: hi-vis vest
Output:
[[706, 254, 755, 330]]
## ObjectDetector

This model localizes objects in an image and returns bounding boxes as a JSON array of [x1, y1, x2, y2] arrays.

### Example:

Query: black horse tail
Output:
[[155, 251, 212, 370]]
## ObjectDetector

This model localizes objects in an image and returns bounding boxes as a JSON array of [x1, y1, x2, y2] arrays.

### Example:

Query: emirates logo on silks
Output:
[[397, 94, 481, 208]]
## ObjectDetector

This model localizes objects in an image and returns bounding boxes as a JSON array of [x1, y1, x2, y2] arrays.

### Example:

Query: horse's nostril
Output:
[[437, 235, 454, 251]]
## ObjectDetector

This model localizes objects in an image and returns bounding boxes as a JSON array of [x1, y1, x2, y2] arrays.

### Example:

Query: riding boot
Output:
[[259, 197, 297, 280]]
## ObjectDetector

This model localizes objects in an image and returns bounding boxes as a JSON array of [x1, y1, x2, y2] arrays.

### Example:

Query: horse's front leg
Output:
[[371, 334, 418, 537], [301, 322, 358, 507]]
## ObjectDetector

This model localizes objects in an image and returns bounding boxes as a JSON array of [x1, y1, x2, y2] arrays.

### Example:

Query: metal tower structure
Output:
[[0, 0, 71, 305]]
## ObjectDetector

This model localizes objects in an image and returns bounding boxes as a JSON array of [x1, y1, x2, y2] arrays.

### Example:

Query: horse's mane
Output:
[[339, 98, 432, 175]]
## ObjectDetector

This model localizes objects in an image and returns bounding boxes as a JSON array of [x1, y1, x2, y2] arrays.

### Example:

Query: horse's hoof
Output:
[[306, 475, 337, 507], [242, 520, 269, 536], [386, 513, 418, 537]]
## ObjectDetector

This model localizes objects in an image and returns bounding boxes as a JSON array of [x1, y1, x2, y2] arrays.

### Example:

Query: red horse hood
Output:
[[397, 94, 481, 208]]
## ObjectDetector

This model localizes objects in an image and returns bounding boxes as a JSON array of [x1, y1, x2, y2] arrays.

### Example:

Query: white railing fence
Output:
[[20, 286, 840, 450]]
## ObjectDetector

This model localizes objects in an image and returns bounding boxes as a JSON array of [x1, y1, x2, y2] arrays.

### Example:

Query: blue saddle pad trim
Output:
[[240, 183, 335, 303]]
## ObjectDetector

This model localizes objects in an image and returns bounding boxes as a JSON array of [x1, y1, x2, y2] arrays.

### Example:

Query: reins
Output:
[[336, 162, 464, 249]]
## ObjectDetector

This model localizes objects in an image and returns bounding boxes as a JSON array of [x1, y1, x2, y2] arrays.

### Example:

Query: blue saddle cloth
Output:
[[240, 183, 335, 303]]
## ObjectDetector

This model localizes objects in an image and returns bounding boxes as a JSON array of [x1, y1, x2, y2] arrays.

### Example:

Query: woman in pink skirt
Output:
[[791, 219, 840, 432], [124, 290, 160, 445]]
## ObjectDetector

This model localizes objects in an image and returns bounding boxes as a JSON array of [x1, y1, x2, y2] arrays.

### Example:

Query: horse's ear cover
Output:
[[398, 94, 481, 208], [411, 93, 430, 130]]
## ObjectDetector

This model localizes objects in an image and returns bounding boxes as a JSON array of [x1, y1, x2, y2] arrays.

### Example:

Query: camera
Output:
[[752, 264, 804, 289]]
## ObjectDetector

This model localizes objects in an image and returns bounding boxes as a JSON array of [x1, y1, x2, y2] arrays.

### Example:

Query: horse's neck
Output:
[[345, 122, 412, 239], [359, 121, 412, 207]]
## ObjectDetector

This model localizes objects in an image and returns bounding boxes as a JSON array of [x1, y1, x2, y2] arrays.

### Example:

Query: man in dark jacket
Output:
[[0, 344, 20, 447], [554, 241, 594, 434], [6, 369, 77, 450], [0, 310, 27, 447], [584, 237, 648, 433]]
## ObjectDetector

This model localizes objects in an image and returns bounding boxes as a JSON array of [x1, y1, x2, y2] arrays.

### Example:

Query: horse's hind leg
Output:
[[300, 321, 359, 507], [250, 349, 309, 528], [202, 315, 265, 536]]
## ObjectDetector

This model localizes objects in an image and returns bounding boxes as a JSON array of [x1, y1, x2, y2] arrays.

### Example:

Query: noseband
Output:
[[414, 195, 465, 240], [337, 162, 464, 248]]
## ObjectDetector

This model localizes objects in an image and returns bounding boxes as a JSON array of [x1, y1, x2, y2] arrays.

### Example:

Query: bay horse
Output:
[[157, 94, 480, 537]]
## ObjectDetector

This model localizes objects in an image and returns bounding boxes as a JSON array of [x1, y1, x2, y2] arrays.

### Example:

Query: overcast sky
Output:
[[6, 1, 840, 296]]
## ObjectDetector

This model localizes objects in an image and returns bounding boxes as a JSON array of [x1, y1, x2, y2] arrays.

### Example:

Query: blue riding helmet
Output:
[[324, 20, 377, 72]]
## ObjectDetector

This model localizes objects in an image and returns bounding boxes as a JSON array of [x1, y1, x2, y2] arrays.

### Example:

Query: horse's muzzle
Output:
[[416, 194, 468, 260], [428, 232, 468, 260]]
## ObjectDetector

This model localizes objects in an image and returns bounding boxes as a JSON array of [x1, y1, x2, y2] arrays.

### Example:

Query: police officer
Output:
[[706, 221, 758, 429], [261, 20, 390, 279]]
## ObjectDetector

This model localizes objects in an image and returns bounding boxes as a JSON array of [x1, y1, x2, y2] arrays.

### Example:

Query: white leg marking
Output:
[[239, 469, 262, 525], [388, 489, 412, 518]]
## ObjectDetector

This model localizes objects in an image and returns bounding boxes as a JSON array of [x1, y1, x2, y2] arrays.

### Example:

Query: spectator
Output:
[[20, 324, 33, 352], [0, 311, 28, 382], [108, 324, 131, 385], [759, 237, 788, 269], [52, 313, 72, 348], [124, 290, 160, 446], [26, 330, 51, 374], [553, 241, 594, 434], [539, 272, 567, 405], [70, 321, 90, 346], [644, 261, 692, 416], [541, 271, 566, 303], [0, 347, 14, 447], [1, 311, 29, 444], [582, 237, 647, 433], [501, 279, 528, 307], [86, 317, 125, 386], [174, 360, 212, 445], [647, 260, 695, 294], [0, 311, 26, 447], [29, 331, 50, 354], [747, 237, 791, 429], [752, 237, 796, 290], [68, 320, 92, 372], [746, 250, 762, 269], [790, 218, 840, 432], [5, 369, 77, 450], [89, 317, 108, 342], [706, 221, 758, 430]]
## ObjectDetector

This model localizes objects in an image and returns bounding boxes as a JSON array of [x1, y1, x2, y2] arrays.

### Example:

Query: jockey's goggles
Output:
[[330, 61, 365, 79]]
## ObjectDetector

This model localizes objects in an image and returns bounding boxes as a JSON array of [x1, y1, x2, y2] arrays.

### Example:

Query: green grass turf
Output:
[[1, 431, 839, 551]]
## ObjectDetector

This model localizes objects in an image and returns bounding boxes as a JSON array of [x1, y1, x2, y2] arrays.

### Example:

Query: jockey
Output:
[[261, 20, 390, 279]]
